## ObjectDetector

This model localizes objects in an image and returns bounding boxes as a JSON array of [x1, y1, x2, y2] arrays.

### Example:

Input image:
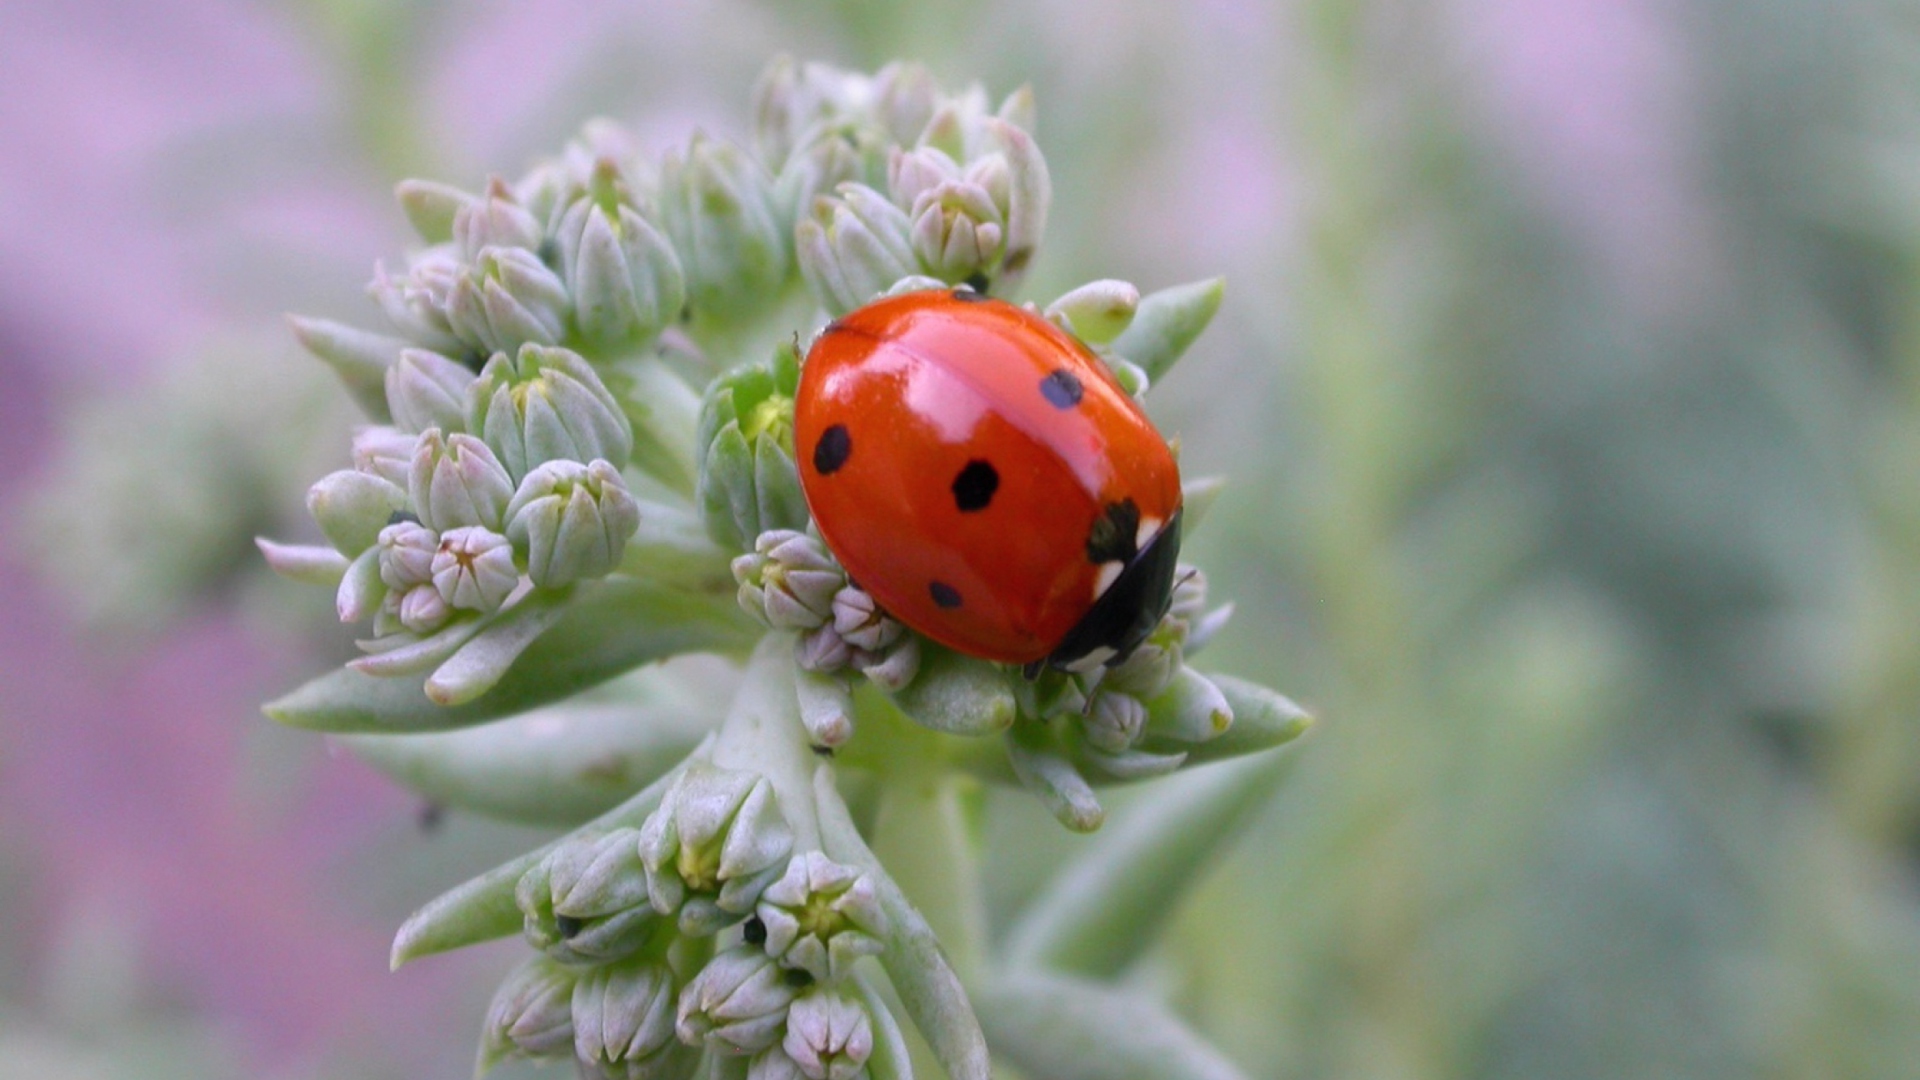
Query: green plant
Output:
[[260, 58, 1308, 1080]]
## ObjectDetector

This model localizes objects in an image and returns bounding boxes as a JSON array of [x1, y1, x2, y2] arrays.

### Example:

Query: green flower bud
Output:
[[829, 586, 902, 654], [789, 585, 920, 690], [980, 119, 1049, 284], [394, 178, 473, 245], [504, 459, 641, 588], [446, 246, 570, 356], [796, 184, 916, 316], [376, 519, 437, 590], [558, 160, 686, 350], [395, 580, 453, 634], [1082, 688, 1146, 754], [751, 55, 838, 170], [733, 530, 845, 631], [517, 828, 658, 966], [351, 425, 417, 487], [369, 248, 465, 354], [755, 852, 887, 985], [480, 956, 578, 1067], [748, 1047, 810, 1080], [574, 959, 694, 1080], [408, 428, 514, 533], [1141, 666, 1234, 747], [675, 946, 801, 1056], [386, 348, 475, 434], [774, 130, 878, 234], [869, 60, 940, 146], [782, 988, 873, 1080], [1044, 280, 1139, 346], [639, 764, 794, 936], [469, 343, 633, 480], [307, 468, 408, 556], [856, 635, 919, 692], [885, 145, 962, 216], [906, 179, 1004, 284], [657, 133, 789, 322], [694, 347, 807, 552], [430, 526, 519, 612], [454, 177, 544, 261]]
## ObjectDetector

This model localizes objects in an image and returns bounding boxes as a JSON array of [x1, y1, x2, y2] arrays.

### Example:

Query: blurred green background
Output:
[[4, 0, 1920, 1077]]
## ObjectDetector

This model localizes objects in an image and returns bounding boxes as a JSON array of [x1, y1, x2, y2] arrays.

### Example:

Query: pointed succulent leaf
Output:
[[266, 577, 757, 734], [1002, 755, 1290, 978], [307, 468, 409, 556], [338, 662, 726, 827], [971, 969, 1248, 1080], [1174, 674, 1313, 767], [335, 545, 386, 623], [287, 315, 404, 420], [424, 591, 571, 706], [1107, 277, 1224, 384], [256, 538, 350, 586], [389, 755, 699, 967], [885, 646, 1014, 736], [1141, 666, 1234, 747], [1045, 279, 1139, 345], [1006, 722, 1104, 832]]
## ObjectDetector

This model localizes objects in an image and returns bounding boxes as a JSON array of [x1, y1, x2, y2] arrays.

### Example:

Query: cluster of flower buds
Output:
[[732, 530, 922, 695], [262, 336, 643, 692], [482, 763, 891, 1080], [760, 59, 1050, 314]]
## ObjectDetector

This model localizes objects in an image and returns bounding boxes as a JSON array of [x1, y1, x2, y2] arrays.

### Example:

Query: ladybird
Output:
[[795, 287, 1183, 671]]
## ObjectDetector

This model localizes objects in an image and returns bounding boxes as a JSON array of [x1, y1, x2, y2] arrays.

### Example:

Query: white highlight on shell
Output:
[[1092, 560, 1124, 599]]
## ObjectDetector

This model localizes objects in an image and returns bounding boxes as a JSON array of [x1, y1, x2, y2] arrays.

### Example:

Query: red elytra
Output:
[[795, 287, 1183, 669]]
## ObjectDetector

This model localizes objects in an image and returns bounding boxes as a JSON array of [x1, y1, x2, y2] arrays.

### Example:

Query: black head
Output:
[[1045, 508, 1183, 672]]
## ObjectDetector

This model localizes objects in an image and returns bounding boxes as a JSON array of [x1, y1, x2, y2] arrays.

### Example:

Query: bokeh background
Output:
[[4, 0, 1920, 1077]]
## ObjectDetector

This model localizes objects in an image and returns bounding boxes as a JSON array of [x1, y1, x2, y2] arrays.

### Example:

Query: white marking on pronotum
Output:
[[1064, 646, 1117, 675], [1093, 560, 1124, 599], [1135, 515, 1164, 551]]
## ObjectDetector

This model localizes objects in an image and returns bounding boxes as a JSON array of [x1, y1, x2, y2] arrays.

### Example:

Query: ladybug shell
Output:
[[795, 288, 1182, 666]]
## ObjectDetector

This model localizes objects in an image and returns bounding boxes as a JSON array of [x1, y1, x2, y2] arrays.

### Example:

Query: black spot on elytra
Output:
[[554, 914, 586, 940], [1040, 368, 1084, 409], [1085, 499, 1141, 564], [813, 424, 852, 475], [951, 460, 999, 512], [930, 581, 963, 609], [951, 286, 989, 303], [743, 916, 768, 946]]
